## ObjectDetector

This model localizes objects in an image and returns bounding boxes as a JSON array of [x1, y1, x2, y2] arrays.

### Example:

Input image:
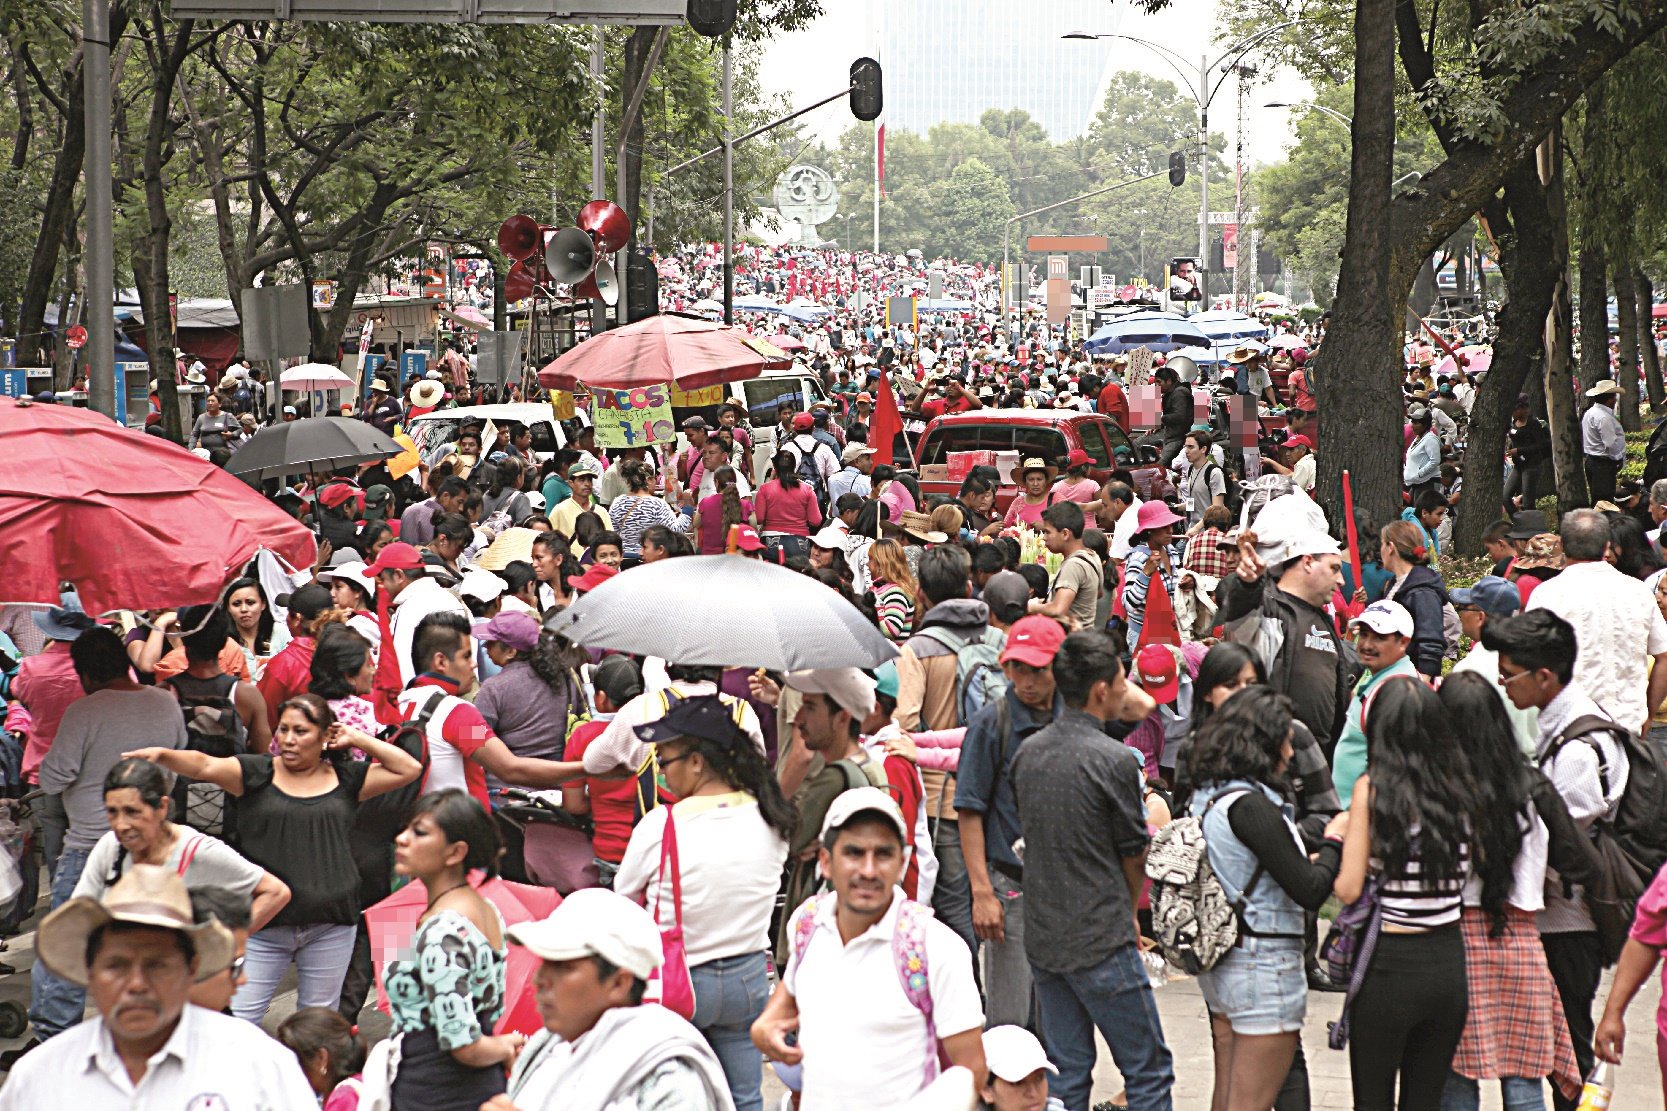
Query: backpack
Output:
[[791, 436, 831, 512], [168, 673, 249, 837], [352, 689, 440, 845], [1544, 714, 1667, 878], [915, 625, 1007, 727], [790, 891, 950, 1087], [1146, 787, 1299, 974], [1204, 461, 1242, 519]]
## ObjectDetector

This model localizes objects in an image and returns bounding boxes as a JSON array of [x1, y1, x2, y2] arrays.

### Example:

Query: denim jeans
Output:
[[28, 846, 90, 1039], [1441, 1073, 1546, 1111], [930, 818, 979, 970], [690, 951, 770, 1111], [983, 874, 1034, 1030], [1032, 943, 1174, 1111], [232, 922, 357, 1023]]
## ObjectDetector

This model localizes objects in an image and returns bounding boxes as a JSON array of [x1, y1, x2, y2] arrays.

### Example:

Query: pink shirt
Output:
[[1004, 496, 1047, 528], [1049, 478, 1100, 529], [13, 642, 83, 782], [754, 480, 823, 537], [697, 492, 754, 554], [1628, 865, 1667, 1048]]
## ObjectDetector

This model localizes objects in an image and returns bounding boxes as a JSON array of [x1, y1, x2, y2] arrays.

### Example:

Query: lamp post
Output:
[[1264, 101, 1354, 128], [1064, 22, 1303, 305]]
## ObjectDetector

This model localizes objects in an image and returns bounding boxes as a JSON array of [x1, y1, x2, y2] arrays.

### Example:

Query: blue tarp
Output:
[[1084, 311, 1212, 355]]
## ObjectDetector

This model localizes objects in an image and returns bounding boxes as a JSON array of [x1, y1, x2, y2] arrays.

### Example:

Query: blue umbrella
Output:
[[1084, 311, 1212, 355], [1189, 309, 1270, 342]]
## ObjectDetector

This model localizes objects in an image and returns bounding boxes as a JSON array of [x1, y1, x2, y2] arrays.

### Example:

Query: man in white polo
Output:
[[751, 787, 986, 1108]]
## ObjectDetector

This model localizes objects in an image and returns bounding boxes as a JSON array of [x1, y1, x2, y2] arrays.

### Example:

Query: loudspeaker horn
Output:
[[572, 259, 618, 306], [503, 260, 536, 302], [544, 227, 598, 286], [497, 215, 543, 262], [577, 200, 631, 254]]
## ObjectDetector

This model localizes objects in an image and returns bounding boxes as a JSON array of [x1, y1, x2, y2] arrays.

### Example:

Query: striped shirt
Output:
[[1375, 830, 1469, 930]]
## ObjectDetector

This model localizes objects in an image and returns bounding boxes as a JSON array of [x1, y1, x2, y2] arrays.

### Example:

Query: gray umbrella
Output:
[[545, 555, 898, 671], [226, 416, 403, 480]]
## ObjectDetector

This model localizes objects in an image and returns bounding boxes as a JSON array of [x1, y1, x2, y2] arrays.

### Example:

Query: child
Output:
[[277, 1007, 368, 1110]]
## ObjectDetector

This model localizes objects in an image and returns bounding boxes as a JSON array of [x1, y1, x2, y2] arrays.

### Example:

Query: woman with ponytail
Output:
[[1379, 519, 1452, 678], [695, 464, 755, 555]]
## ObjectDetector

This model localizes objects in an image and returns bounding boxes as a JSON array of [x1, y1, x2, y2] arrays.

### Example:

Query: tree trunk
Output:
[[17, 54, 85, 367], [619, 25, 657, 229], [1639, 268, 1664, 411], [1577, 239, 1609, 391], [1540, 129, 1586, 512], [1454, 159, 1558, 554], [316, 181, 402, 361], [1410, 255, 1438, 319], [1315, 0, 1401, 531], [1614, 260, 1641, 431]]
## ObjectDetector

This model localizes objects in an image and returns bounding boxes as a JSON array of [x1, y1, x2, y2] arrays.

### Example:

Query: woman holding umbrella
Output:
[[383, 789, 524, 1111], [123, 693, 423, 1023]]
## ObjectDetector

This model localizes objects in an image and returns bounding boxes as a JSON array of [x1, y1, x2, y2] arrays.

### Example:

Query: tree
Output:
[[931, 158, 1014, 261]]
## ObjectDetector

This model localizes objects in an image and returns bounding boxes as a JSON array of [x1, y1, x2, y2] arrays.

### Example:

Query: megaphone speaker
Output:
[[503, 260, 535, 302], [577, 200, 632, 254], [545, 227, 598, 286], [573, 259, 619, 307], [497, 215, 542, 262]]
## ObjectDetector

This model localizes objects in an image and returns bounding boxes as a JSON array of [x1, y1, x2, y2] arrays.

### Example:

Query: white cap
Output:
[[317, 560, 376, 599], [457, 568, 507, 603], [982, 1025, 1059, 1083], [1351, 598, 1414, 638], [1279, 530, 1341, 562], [506, 888, 663, 979], [808, 526, 848, 551], [785, 667, 876, 721], [818, 785, 909, 843]]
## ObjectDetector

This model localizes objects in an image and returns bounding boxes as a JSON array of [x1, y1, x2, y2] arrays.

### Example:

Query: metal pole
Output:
[[1198, 54, 1209, 311], [616, 137, 628, 329], [721, 39, 734, 326], [590, 29, 607, 337], [872, 117, 880, 255], [83, 0, 114, 417]]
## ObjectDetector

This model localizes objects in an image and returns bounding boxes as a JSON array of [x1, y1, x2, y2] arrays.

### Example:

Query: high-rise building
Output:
[[879, 0, 1122, 142]]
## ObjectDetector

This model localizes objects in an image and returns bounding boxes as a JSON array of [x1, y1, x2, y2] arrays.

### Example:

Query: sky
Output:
[[755, 0, 1318, 171]]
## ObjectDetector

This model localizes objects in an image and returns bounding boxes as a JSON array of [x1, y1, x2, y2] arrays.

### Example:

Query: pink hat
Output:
[[567, 563, 619, 594], [1000, 616, 1066, 669], [1135, 501, 1184, 533]]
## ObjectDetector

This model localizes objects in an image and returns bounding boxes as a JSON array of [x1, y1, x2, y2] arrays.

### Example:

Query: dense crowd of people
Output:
[[7, 237, 1667, 1111]]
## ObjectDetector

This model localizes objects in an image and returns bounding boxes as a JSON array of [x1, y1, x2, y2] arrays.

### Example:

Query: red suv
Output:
[[914, 409, 1175, 509]]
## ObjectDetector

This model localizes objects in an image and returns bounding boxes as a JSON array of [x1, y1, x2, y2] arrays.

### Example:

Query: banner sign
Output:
[[670, 383, 724, 407], [591, 383, 675, 448]]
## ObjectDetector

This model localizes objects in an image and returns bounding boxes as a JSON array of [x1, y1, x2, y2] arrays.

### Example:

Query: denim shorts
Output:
[[1198, 937, 1307, 1035]]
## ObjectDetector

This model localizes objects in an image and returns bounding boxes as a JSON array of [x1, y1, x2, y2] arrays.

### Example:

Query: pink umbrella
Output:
[[1435, 345, 1492, 377], [768, 333, 808, 352], [1267, 332, 1305, 350]]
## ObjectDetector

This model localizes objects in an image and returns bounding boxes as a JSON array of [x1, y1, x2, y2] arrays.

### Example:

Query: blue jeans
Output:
[[690, 951, 770, 1111], [1032, 944, 1174, 1111], [1441, 1073, 1546, 1111], [232, 922, 357, 1023], [29, 846, 90, 1039]]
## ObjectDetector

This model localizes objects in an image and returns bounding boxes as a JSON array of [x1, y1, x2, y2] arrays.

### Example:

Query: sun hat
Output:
[[1504, 509, 1549, 541], [37, 864, 235, 987], [471, 610, 541, 652], [409, 380, 444, 408], [1000, 615, 1066, 669], [1134, 500, 1184, 533], [1351, 599, 1415, 638], [33, 591, 97, 642], [1514, 533, 1565, 572], [1226, 346, 1261, 364], [1586, 380, 1621, 398], [473, 527, 539, 572], [370, 378, 393, 393], [784, 667, 877, 721], [899, 511, 949, 544], [507, 888, 663, 980], [1018, 456, 1050, 479]]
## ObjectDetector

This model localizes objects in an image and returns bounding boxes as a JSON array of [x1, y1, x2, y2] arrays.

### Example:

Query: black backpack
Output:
[[167, 673, 248, 838], [353, 690, 438, 844], [1203, 461, 1243, 519], [1544, 714, 1667, 878], [791, 436, 831, 512]]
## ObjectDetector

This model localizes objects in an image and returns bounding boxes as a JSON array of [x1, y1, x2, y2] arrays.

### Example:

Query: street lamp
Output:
[[1065, 22, 1303, 305], [1265, 101, 1354, 128]]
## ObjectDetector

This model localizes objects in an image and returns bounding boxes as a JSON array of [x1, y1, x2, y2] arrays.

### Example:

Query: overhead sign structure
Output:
[[167, 0, 683, 21], [1025, 235, 1110, 253]]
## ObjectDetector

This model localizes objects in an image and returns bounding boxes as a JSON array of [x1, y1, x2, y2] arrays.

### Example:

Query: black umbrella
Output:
[[226, 417, 402, 481]]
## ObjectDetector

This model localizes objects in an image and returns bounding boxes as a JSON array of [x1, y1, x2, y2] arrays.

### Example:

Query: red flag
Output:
[[1135, 567, 1181, 650], [870, 365, 904, 466]]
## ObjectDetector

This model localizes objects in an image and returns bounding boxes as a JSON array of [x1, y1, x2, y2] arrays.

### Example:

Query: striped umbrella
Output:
[[544, 555, 898, 671]]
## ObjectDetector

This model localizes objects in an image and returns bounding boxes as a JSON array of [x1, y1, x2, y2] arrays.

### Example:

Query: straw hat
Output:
[[1226, 346, 1262, 364], [409, 379, 445, 408], [899, 510, 948, 544], [474, 526, 539, 571], [38, 864, 235, 987]]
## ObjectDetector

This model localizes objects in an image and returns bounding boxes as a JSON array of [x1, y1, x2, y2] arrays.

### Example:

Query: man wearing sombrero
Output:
[[0, 865, 313, 1106], [1582, 379, 1626, 504]]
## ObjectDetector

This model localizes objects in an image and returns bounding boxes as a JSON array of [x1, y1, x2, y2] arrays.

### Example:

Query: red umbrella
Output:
[[0, 397, 316, 612], [537, 314, 791, 392], [768, 332, 807, 352], [366, 875, 560, 1038], [1653, 302, 1667, 320]]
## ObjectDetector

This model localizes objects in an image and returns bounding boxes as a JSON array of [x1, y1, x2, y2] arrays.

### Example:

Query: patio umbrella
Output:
[[226, 416, 403, 481], [1083, 312, 1212, 355], [366, 875, 560, 1038], [1435, 345, 1492, 377], [1189, 309, 1270, 343], [1267, 332, 1306, 350], [545, 554, 898, 670], [0, 397, 315, 612], [537, 314, 791, 393], [279, 363, 354, 391], [769, 332, 808, 352]]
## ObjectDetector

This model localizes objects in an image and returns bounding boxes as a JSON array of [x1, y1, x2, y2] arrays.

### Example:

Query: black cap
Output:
[[593, 654, 644, 706], [634, 694, 748, 750], [275, 581, 332, 620], [1505, 509, 1549, 541]]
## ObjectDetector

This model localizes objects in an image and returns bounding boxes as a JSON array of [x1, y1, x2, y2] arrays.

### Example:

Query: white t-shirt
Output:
[[73, 827, 265, 903], [613, 793, 788, 966], [1110, 497, 1144, 560], [785, 889, 983, 1109], [1528, 560, 1667, 729]]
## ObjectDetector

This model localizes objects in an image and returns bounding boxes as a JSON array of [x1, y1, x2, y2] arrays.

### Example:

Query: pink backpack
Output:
[[789, 891, 949, 1085]]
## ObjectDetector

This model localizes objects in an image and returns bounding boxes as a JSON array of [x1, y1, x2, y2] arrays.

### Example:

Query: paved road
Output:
[[0, 912, 1660, 1106]]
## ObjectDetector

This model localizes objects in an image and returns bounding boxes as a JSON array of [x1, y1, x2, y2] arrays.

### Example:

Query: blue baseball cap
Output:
[[1450, 575, 1520, 619]]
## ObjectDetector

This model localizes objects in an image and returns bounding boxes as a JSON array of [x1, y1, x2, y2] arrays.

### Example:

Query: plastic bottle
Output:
[[1576, 1062, 1614, 1111]]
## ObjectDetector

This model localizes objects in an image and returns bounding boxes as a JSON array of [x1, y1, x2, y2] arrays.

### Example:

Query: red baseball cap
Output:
[[567, 563, 619, 593], [1000, 616, 1066, 669], [1283, 434, 1315, 452], [1133, 644, 1180, 704], [732, 523, 765, 552], [792, 412, 815, 431], [1065, 448, 1093, 469], [364, 541, 425, 575]]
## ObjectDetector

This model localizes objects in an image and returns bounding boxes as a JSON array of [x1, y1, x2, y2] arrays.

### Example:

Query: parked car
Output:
[[913, 409, 1175, 509]]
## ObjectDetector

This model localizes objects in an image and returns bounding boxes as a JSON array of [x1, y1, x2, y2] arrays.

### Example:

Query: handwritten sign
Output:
[[591, 383, 675, 449], [670, 383, 724, 407]]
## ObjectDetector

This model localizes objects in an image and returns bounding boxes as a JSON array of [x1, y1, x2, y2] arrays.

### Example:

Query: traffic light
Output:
[[850, 57, 883, 122], [686, 0, 738, 38], [1169, 150, 1187, 187]]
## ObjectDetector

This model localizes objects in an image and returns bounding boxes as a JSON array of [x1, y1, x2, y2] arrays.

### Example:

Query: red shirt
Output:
[[920, 395, 976, 422], [754, 480, 824, 536], [372, 594, 402, 725], [883, 753, 926, 900], [565, 719, 640, 863], [1097, 382, 1130, 431], [257, 636, 315, 732]]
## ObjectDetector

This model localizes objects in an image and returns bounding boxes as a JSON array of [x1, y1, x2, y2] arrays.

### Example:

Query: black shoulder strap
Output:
[[1544, 713, 1623, 795]]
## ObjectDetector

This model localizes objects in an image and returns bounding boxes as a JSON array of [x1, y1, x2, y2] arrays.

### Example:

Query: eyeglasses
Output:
[[1497, 668, 1537, 687], [658, 752, 696, 770]]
